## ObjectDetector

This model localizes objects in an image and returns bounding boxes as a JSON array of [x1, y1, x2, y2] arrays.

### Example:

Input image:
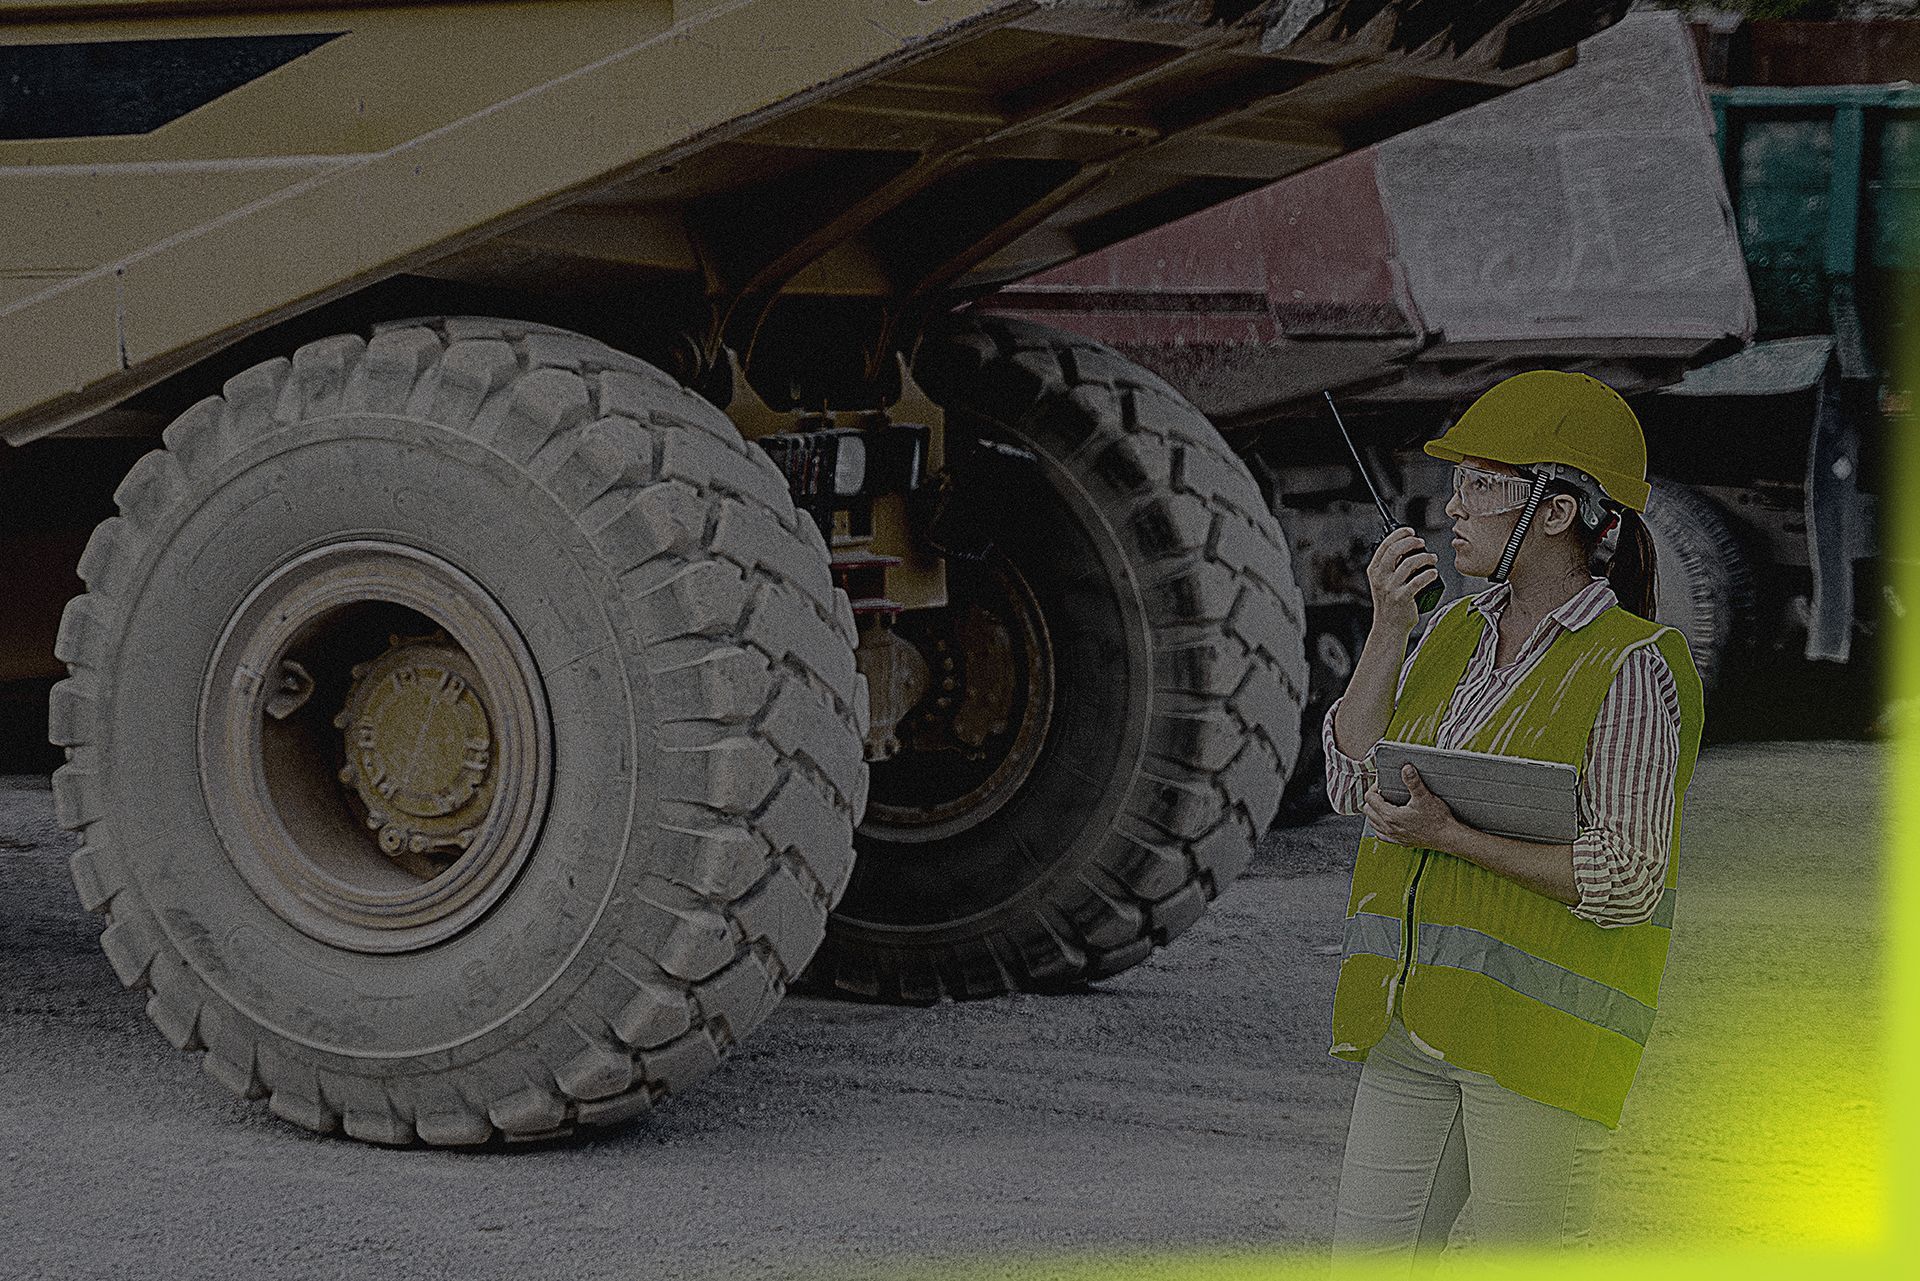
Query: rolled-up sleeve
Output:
[[1569, 645, 1683, 927], [1322, 618, 1438, 817], [1322, 697, 1373, 816]]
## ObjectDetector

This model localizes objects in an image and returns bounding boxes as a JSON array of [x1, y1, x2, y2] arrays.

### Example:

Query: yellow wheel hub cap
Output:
[[337, 637, 496, 867]]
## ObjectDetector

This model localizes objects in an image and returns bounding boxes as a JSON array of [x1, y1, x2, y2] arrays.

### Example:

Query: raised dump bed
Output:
[[979, 11, 1763, 802]]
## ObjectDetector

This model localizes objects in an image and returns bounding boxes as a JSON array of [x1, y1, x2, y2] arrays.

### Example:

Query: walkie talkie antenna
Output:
[[1323, 392, 1442, 613], [1324, 393, 1395, 536]]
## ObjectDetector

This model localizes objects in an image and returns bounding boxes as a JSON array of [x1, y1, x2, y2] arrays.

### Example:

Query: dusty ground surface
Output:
[[0, 741, 1885, 1280]]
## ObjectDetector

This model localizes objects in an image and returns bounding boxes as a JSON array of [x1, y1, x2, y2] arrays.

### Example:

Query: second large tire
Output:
[[810, 316, 1308, 1001]]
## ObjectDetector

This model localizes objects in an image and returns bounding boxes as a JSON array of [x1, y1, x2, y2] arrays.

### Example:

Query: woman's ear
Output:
[[1539, 494, 1579, 537]]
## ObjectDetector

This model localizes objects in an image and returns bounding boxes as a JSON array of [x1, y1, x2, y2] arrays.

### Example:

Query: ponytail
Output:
[[1605, 508, 1658, 621], [1546, 470, 1659, 620]]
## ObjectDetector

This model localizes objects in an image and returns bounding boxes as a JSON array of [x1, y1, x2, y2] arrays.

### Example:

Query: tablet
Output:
[[1371, 741, 1579, 844]]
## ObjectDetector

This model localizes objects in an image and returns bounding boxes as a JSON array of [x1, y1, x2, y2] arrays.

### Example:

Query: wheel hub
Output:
[[860, 553, 1053, 843], [198, 540, 551, 954], [336, 637, 495, 869]]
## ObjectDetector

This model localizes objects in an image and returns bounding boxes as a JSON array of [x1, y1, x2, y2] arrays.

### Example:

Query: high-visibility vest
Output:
[[1329, 597, 1704, 1127]]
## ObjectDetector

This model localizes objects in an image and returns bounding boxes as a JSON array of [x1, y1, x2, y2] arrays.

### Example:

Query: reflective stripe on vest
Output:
[[1342, 911, 1402, 962], [1415, 922, 1657, 1045]]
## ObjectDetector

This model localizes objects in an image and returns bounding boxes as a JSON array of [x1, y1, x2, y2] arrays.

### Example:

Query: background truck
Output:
[[0, 0, 1631, 1145], [981, 10, 1912, 809], [1638, 14, 1915, 737]]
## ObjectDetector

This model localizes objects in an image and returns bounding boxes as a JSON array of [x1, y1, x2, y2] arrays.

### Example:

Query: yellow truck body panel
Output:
[[1, 0, 1620, 442]]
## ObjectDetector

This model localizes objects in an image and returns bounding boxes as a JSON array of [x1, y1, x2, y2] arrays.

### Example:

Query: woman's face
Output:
[[1444, 456, 1529, 579], [1443, 456, 1583, 579]]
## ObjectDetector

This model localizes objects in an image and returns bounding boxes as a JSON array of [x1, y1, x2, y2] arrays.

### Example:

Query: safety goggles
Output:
[[1449, 464, 1540, 517]]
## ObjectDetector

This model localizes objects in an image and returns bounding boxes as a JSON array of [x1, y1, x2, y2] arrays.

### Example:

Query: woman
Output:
[[1321, 370, 1705, 1268]]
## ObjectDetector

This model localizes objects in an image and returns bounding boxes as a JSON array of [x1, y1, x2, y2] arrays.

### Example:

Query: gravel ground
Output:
[[0, 740, 1885, 1279]]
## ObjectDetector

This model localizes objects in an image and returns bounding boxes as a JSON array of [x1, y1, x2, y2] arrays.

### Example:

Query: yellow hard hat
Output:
[[1424, 370, 1650, 512]]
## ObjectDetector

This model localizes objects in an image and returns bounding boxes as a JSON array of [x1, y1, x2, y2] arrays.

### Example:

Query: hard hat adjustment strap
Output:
[[1490, 472, 1551, 584], [1597, 508, 1623, 561], [1532, 461, 1616, 531]]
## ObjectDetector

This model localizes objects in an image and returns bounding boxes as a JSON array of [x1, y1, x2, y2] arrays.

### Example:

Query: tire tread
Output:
[[818, 315, 1307, 1000]]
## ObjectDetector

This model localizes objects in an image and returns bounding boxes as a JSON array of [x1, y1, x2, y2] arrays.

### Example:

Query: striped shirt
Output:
[[1323, 577, 1684, 928]]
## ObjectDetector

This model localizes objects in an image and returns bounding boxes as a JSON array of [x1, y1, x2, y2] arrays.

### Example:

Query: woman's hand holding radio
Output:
[[1367, 527, 1440, 637]]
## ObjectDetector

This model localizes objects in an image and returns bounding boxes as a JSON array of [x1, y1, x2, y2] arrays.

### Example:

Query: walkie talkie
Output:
[[1323, 392, 1442, 614]]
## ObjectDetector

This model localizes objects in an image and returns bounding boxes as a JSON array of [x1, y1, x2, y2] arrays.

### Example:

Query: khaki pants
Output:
[[1330, 1016, 1612, 1274]]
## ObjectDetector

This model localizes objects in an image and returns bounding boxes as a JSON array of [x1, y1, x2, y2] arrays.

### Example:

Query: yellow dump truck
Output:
[[0, 0, 1627, 1144]]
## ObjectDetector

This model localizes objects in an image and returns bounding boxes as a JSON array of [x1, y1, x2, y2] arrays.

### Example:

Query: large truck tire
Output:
[[1643, 476, 1754, 695], [811, 315, 1307, 1002], [50, 318, 866, 1144]]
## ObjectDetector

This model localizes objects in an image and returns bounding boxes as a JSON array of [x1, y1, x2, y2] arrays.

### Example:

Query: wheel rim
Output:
[[198, 540, 552, 954], [860, 553, 1054, 844]]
